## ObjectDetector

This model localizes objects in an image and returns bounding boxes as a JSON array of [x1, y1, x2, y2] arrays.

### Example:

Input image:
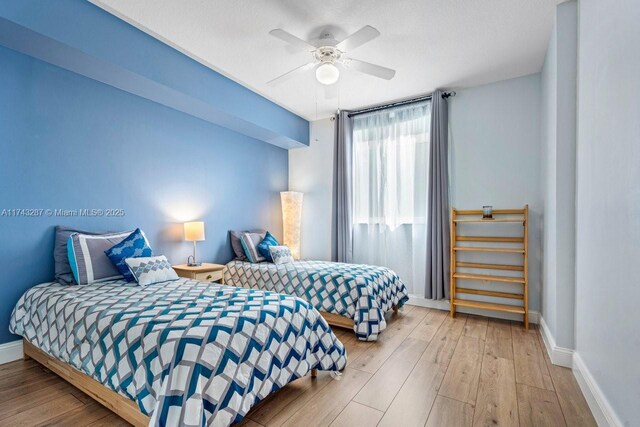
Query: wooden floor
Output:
[[0, 306, 596, 427]]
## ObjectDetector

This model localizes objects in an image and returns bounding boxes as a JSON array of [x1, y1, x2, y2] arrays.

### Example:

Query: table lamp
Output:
[[184, 221, 205, 266]]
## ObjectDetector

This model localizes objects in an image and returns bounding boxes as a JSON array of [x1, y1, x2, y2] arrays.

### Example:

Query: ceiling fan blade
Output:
[[346, 58, 396, 80], [267, 62, 316, 86], [269, 29, 316, 51], [336, 25, 380, 52], [324, 83, 338, 100]]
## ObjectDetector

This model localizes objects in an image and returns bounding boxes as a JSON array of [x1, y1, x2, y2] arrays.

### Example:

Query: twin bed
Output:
[[10, 259, 409, 426], [224, 260, 409, 341]]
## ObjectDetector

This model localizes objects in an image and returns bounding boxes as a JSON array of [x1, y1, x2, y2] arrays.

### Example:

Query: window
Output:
[[352, 101, 431, 229]]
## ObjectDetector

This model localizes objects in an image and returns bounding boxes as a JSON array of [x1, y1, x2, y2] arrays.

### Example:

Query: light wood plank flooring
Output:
[[0, 306, 596, 426]]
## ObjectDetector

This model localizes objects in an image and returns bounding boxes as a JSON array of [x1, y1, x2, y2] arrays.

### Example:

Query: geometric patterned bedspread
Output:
[[9, 279, 347, 427], [223, 260, 409, 341]]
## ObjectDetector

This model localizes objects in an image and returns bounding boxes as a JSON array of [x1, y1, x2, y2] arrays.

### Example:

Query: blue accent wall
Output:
[[0, 43, 290, 344], [0, 0, 309, 148]]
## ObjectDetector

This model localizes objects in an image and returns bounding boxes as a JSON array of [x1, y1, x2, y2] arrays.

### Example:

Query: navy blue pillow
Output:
[[257, 231, 279, 262], [105, 228, 153, 282]]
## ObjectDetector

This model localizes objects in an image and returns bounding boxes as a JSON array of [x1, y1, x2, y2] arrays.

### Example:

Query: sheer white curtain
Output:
[[352, 101, 431, 296]]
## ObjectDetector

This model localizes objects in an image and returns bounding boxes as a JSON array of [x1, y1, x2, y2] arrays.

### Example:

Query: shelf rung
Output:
[[457, 236, 524, 243], [454, 219, 524, 223], [454, 247, 525, 253], [454, 209, 525, 215], [454, 273, 525, 284], [456, 262, 524, 271], [452, 299, 526, 314], [456, 288, 524, 300]]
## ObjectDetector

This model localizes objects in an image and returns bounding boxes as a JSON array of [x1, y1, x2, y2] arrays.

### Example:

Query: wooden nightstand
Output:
[[173, 263, 225, 283]]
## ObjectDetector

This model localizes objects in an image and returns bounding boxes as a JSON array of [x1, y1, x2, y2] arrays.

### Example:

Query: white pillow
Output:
[[125, 255, 178, 286], [269, 245, 294, 265]]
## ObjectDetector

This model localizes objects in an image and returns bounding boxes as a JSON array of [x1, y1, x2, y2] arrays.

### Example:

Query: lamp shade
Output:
[[315, 63, 340, 85], [184, 221, 205, 241], [281, 191, 303, 259]]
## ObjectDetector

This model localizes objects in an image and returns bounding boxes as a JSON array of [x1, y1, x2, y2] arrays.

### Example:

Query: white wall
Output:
[[450, 73, 543, 312], [540, 0, 578, 350], [289, 118, 335, 261], [574, 0, 640, 424], [541, 15, 558, 343], [290, 75, 543, 314]]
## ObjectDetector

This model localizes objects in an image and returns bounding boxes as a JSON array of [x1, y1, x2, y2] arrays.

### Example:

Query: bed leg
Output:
[[393, 305, 399, 317], [23, 341, 31, 361], [311, 369, 317, 378]]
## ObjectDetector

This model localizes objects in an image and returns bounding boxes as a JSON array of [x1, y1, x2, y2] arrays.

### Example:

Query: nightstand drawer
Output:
[[194, 270, 223, 282], [173, 263, 225, 283]]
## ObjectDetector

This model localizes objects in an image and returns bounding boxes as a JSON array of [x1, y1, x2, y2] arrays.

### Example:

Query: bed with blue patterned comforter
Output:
[[223, 260, 409, 341], [9, 278, 347, 426]]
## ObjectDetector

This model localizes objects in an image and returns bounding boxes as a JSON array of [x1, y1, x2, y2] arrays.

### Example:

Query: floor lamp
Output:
[[281, 191, 303, 259]]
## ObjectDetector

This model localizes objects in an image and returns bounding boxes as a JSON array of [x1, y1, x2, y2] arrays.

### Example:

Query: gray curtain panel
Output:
[[333, 110, 354, 263], [426, 90, 451, 299]]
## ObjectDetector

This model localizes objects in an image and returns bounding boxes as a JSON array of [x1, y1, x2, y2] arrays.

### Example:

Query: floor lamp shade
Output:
[[281, 191, 303, 259]]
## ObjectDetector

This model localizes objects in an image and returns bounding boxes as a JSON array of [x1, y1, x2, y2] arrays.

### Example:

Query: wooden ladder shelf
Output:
[[450, 205, 529, 328]]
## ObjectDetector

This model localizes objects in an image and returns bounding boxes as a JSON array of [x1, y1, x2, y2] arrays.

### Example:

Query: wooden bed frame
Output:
[[320, 305, 399, 330], [23, 340, 150, 426], [23, 339, 318, 426]]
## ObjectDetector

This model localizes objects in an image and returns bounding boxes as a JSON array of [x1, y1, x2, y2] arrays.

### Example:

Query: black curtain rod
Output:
[[347, 91, 456, 118]]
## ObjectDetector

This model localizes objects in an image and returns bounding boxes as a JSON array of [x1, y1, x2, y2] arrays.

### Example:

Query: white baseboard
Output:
[[537, 315, 622, 426], [0, 340, 23, 365], [406, 295, 450, 310], [538, 316, 574, 368], [406, 295, 539, 324], [573, 352, 623, 427]]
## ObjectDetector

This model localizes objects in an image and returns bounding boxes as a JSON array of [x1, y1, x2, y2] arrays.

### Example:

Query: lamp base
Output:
[[187, 245, 201, 267]]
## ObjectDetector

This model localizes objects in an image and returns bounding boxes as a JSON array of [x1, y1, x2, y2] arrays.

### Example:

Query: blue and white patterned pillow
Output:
[[257, 231, 279, 262], [105, 228, 153, 282], [269, 245, 294, 265], [125, 255, 178, 286]]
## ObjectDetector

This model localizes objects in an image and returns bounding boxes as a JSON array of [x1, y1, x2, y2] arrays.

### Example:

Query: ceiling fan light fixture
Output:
[[316, 63, 340, 85], [268, 26, 395, 87]]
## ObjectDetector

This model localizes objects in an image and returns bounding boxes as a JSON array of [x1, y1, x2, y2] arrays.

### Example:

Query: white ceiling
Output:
[[91, 0, 559, 121]]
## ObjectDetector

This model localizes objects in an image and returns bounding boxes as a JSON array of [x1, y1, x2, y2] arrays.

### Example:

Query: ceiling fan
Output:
[[267, 25, 396, 87]]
